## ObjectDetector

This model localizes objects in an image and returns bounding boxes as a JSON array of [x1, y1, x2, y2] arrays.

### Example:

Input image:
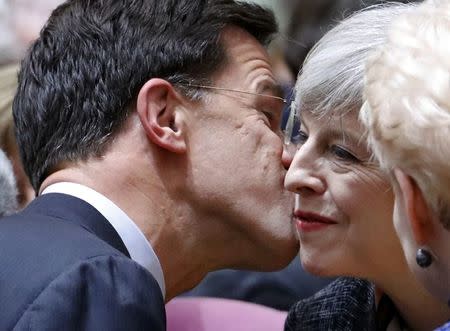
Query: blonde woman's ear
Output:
[[394, 169, 434, 246]]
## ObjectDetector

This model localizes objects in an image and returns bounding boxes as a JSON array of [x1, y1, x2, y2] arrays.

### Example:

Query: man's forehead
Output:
[[220, 25, 262, 44], [220, 25, 270, 62], [211, 25, 284, 101]]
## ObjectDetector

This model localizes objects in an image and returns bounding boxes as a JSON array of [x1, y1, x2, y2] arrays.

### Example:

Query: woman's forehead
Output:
[[300, 107, 361, 127], [302, 108, 366, 143]]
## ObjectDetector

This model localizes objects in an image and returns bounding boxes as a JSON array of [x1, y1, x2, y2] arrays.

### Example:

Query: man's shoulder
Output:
[[0, 197, 125, 267], [0, 196, 165, 330], [12, 255, 165, 331], [0, 193, 128, 260]]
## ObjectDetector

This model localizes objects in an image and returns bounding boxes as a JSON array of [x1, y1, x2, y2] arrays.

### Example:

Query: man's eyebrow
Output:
[[257, 81, 285, 100]]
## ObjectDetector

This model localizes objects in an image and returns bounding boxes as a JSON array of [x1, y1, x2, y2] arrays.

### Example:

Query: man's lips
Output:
[[293, 210, 338, 224]]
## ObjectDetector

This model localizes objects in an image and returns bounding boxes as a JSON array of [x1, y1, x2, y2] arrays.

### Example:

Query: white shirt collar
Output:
[[42, 182, 165, 298]]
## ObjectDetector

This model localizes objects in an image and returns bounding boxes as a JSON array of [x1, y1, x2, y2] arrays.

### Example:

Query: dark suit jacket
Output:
[[0, 193, 165, 330]]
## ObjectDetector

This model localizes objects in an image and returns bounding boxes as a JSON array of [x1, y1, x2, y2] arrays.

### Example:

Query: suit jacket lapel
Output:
[[25, 193, 130, 257]]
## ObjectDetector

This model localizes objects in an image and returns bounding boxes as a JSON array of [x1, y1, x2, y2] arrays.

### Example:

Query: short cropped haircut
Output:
[[13, 0, 277, 191], [361, 0, 450, 229], [293, 3, 416, 119]]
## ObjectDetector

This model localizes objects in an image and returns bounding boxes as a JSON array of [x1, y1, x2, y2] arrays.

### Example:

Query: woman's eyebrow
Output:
[[323, 127, 361, 145]]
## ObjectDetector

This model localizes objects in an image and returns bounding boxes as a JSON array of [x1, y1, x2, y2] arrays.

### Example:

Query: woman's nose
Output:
[[284, 145, 326, 196]]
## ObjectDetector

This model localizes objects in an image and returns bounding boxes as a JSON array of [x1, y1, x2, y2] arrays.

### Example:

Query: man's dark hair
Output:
[[13, 0, 277, 191]]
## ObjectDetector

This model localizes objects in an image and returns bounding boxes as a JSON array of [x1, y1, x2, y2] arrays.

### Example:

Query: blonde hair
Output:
[[361, 0, 450, 228]]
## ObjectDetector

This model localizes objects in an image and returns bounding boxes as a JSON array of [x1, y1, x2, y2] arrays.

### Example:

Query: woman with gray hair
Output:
[[362, 1, 450, 328], [283, 3, 450, 330]]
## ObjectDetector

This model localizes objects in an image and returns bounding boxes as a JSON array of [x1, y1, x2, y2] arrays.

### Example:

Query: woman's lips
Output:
[[294, 210, 338, 232]]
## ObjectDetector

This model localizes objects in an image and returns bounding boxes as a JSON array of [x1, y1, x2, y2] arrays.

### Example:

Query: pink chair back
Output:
[[166, 297, 287, 331]]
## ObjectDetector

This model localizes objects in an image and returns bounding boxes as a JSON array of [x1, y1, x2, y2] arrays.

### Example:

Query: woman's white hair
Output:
[[361, 0, 450, 229], [294, 2, 417, 118]]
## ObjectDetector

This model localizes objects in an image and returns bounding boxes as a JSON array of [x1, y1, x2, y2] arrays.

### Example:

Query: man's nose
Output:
[[281, 144, 295, 170]]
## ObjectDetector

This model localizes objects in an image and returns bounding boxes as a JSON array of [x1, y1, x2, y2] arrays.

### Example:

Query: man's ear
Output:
[[394, 168, 434, 245], [136, 79, 187, 153]]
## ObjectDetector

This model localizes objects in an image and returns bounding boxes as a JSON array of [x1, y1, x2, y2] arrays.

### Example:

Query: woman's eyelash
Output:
[[293, 130, 308, 144], [330, 145, 360, 162]]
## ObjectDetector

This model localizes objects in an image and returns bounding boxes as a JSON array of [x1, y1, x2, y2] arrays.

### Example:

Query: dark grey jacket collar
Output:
[[25, 193, 130, 257], [285, 277, 377, 331]]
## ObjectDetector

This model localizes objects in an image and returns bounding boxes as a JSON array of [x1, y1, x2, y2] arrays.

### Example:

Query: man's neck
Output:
[[376, 266, 449, 331], [41, 166, 212, 302]]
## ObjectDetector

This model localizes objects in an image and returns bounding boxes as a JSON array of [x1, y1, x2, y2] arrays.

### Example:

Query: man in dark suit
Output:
[[1, 0, 299, 329]]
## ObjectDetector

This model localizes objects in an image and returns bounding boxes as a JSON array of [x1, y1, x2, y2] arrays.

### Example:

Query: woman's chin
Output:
[[301, 256, 336, 278], [299, 247, 351, 278]]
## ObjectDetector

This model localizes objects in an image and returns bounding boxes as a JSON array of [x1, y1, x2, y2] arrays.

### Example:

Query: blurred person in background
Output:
[[362, 1, 450, 329], [0, 0, 64, 208], [0, 64, 34, 207], [0, 149, 18, 217], [0, 0, 63, 63], [282, 0, 422, 78], [283, 3, 449, 330]]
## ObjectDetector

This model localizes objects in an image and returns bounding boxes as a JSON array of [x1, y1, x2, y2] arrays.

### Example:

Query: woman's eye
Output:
[[292, 130, 308, 145], [330, 145, 360, 162]]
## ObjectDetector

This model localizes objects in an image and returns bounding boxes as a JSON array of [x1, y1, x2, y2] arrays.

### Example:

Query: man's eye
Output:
[[262, 111, 273, 121], [261, 110, 282, 130], [330, 145, 360, 162]]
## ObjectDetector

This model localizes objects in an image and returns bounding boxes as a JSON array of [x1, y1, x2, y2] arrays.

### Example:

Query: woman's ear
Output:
[[394, 169, 435, 245], [136, 79, 187, 153]]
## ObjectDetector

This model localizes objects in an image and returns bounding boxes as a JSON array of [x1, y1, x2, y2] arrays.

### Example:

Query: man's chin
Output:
[[252, 239, 300, 271]]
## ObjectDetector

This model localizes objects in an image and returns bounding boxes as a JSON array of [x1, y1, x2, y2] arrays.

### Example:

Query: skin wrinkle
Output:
[[237, 116, 277, 177], [159, 26, 297, 271], [286, 2, 450, 326], [286, 107, 397, 282], [299, 129, 368, 175]]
